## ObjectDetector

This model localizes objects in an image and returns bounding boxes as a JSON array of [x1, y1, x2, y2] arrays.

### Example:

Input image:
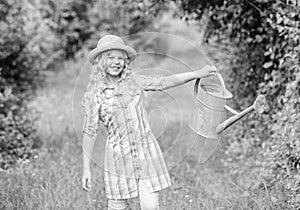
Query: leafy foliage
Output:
[[148, 0, 300, 207], [38, 0, 158, 58], [0, 0, 52, 169], [0, 0, 157, 169], [0, 85, 41, 169]]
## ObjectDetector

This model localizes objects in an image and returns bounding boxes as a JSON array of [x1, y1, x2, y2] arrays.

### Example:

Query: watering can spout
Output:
[[215, 94, 267, 134]]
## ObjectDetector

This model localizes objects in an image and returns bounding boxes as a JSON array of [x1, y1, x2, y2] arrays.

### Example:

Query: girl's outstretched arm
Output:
[[164, 65, 217, 88], [82, 133, 96, 192]]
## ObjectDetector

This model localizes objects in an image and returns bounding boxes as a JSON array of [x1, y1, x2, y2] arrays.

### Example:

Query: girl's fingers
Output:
[[86, 179, 92, 189], [82, 178, 87, 190], [195, 65, 217, 78], [210, 65, 217, 72], [82, 177, 92, 192], [203, 66, 217, 73]]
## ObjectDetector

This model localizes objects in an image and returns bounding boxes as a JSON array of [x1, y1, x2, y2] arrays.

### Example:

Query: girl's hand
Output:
[[82, 169, 92, 192], [194, 65, 217, 79]]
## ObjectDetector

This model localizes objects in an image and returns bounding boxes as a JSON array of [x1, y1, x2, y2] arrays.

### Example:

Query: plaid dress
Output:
[[82, 71, 172, 199]]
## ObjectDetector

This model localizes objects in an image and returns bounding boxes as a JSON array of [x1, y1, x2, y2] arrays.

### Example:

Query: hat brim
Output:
[[88, 43, 137, 65]]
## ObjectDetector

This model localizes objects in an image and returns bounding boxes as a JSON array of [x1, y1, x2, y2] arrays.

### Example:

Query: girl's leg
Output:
[[107, 199, 128, 210], [138, 180, 160, 210]]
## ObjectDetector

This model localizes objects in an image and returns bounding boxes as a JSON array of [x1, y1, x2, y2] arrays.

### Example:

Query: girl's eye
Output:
[[107, 56, 125, 62]]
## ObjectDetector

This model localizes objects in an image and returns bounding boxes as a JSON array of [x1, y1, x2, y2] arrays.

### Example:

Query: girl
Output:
[[81, 35, 216, 210]]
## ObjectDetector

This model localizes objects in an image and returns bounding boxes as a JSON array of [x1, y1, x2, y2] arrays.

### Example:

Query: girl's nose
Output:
[[114, 58, 120, 64]]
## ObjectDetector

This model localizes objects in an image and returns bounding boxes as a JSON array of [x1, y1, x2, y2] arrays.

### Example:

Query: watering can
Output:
[[189, 73, 266, 160]]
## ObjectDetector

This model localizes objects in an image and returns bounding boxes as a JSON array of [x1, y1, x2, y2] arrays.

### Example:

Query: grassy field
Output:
[[0, 22, 278, 209]]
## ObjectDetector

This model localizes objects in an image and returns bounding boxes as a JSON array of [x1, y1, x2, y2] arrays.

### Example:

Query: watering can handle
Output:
[[194, 72, 227, 98]]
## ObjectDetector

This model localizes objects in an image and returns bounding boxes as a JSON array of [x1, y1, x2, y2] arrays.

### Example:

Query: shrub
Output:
[[0, 0, 62, 169], [0, 85, 41, 169], [39, 0, 158, 58], [0, 0, 159, 169], [146, 0, 300, 207]]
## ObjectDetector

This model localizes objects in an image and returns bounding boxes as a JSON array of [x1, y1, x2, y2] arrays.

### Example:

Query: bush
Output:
[[147, 0, 300, 207], [0, 0, 62, 169], [0, 85, 41, 169], [0, 0, 159, 169], [39, 0, 158, 58]]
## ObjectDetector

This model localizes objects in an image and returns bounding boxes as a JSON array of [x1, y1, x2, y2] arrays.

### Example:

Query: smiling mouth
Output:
[[111, 66, 121, 71]]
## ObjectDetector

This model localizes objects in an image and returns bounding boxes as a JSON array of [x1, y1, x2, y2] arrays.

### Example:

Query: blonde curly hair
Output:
[[82, 50, 132, 113]]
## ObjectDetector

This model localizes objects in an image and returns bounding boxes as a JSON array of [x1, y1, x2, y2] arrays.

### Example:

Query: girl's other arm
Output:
[[82, 133, 95, 192], [81, 92, 99, 192]]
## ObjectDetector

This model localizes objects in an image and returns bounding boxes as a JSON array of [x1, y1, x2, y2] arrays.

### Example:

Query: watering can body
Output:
[[189, 73, 266, 163], [189, 73, 233, 140]]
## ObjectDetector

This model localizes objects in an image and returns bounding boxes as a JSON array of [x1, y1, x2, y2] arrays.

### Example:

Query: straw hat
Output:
[[88, 35, 137, 65]]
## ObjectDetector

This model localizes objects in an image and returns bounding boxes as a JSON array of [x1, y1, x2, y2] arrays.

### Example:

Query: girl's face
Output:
[[103, 50, 127, 77]]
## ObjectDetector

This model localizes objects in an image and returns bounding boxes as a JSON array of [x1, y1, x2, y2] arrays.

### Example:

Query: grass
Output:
[[0, 22, 288, 209]]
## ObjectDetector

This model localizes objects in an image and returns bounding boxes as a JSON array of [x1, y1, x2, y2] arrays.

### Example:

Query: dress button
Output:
[[133, 155, 137, 158], [132, 142, 136, 146]]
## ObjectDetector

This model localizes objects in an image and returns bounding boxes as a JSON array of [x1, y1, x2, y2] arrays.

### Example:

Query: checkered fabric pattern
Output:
[[82, 72, 172, 199]]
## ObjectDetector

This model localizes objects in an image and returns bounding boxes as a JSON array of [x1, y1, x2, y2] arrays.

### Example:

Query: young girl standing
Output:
[[81, 35, 216, 210]]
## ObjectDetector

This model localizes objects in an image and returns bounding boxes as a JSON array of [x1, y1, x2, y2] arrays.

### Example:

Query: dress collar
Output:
[[102, 77, 120, 90]]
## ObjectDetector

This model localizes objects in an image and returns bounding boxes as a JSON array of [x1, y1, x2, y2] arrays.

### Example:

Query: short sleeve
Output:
[[135, 74, 172, 91], [81, 92, 100, 140]]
